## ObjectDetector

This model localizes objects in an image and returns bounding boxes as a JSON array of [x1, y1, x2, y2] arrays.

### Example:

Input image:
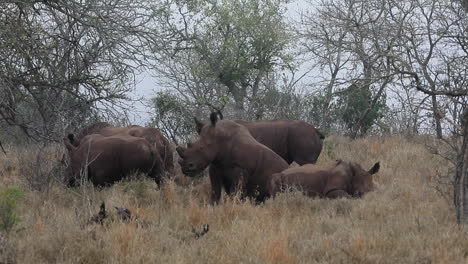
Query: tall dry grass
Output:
[[0, 136, 466, 264]]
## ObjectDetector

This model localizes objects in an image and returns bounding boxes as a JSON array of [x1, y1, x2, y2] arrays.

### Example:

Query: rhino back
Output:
[[74, 136, 155, 185], [286, 121, 323, 164], [279, 167, 329, 196], [235, 120, 290, 160], [235, 120, 323, 165]]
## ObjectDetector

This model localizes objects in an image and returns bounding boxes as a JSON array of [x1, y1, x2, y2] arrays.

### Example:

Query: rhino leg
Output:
[[148, 151, 164, 187], [209, 165, 222, 204], [267, 173, 282, 198], [222, 167, 244, 196], [209, 165, 246, 204]]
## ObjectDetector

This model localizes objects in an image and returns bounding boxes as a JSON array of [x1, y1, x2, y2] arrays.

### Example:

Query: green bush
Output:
[[0, 186, 24, 233], [323, 139, 337, 160], [336, 82, 387, 137]]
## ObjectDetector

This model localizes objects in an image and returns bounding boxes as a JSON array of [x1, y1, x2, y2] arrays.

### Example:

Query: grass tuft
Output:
[[0, 136, 465, 263]]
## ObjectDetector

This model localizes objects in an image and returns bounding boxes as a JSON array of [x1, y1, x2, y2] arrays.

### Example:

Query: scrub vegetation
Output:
[[1, 136, 465, 264]]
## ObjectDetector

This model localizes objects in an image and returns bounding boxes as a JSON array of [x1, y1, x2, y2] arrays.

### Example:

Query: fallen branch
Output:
[[89, 202, 107, 225], [114, 206, 132, 222], [192, 224, 209, 238]]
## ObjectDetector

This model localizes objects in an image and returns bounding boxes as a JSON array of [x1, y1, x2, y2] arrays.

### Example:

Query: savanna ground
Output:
[[0, 136, 467, 264]]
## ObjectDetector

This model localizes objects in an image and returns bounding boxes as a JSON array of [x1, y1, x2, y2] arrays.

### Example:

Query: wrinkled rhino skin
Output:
[[269, 160, 380, 199], [71, 123, 174, 178], [190, 114, 324, 202], [64, 134, 163, 186], [178, 113, 289, 203], [195, 118, 324, 165]]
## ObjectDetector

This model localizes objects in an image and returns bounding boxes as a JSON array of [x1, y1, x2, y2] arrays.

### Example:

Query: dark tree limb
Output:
[[396, 67, 468, 97], [0, 140, 6, 155]]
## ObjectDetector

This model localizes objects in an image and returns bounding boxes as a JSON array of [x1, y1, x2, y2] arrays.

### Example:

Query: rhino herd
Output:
[[64, 112, 380, 203]]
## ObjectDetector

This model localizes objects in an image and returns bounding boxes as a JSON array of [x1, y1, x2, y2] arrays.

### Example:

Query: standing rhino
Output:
[[64, 134, 163, 186], [73, 122, 112, 143], [268, 160, 380, 199], [177, 112, 289, 203], [195, 117, 324, 165], [191, 113, 324, 202], [70, 123, 174, 178]]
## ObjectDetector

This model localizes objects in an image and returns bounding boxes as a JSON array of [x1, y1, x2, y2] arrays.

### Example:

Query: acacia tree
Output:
[[0, 0, 159, 142], [387, 79, 431, 136], [390, 0, 466, 138], [299, 0, 403, 137], [149, 0, 295, 120], [149, 91, 195, 144], [387, 0, 468, 223], [296, 0, 348, 132], [337, 82, 387, 137]]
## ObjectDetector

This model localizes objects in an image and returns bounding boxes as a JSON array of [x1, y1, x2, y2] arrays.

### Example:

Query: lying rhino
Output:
[[70, 123, 174, 177], [177, 112, 289, 203], [64, 134, 163, 186], [269, 160, 380, 199]]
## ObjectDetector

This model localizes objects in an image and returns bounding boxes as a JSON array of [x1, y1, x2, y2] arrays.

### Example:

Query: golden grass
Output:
[[0, 136, 466, 264]]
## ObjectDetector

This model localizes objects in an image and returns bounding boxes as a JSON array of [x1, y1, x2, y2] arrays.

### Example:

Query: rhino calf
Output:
[[269, 160, 380, 199]]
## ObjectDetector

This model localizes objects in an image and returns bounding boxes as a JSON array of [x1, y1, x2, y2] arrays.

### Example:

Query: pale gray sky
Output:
[[129, 0, 310, 125], [129, 72, 159, 125]]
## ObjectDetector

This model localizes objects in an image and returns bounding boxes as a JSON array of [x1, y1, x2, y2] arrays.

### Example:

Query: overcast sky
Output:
[[128, 0, 310, 125]]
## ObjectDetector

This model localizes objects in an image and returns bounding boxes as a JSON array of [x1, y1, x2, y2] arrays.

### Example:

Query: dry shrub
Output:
[[15, 144, 66, 191], [217, 198, 251, 225], [116, 176, 160, 206], [261, 233, 297, 264], [106, 223, 139, 260], [0, 148, 23, 189], [2, 136, 468, 263], [187, 200, 207, 226], [189, 175, 212, 204], [161, 180, 182, 208]]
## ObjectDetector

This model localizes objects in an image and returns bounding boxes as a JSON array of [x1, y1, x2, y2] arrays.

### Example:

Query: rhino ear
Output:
[[210, 112, 218, 126], [194, 117, 204, 134], [216, 110, 223, 120], [68, 133, 82, 147], [63, 137, 76, 153], [176, 146, 186, 158], [369, 162, 380, 174]]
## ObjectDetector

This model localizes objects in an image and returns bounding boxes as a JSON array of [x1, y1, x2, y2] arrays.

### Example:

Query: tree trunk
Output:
[[321, 64, 340, 132], [232, 91, 245, 118], [217, 77, 245, 118], [455, 108, 468, 224], [0, 140, 6, 154], [431, 94, 443, 139]]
